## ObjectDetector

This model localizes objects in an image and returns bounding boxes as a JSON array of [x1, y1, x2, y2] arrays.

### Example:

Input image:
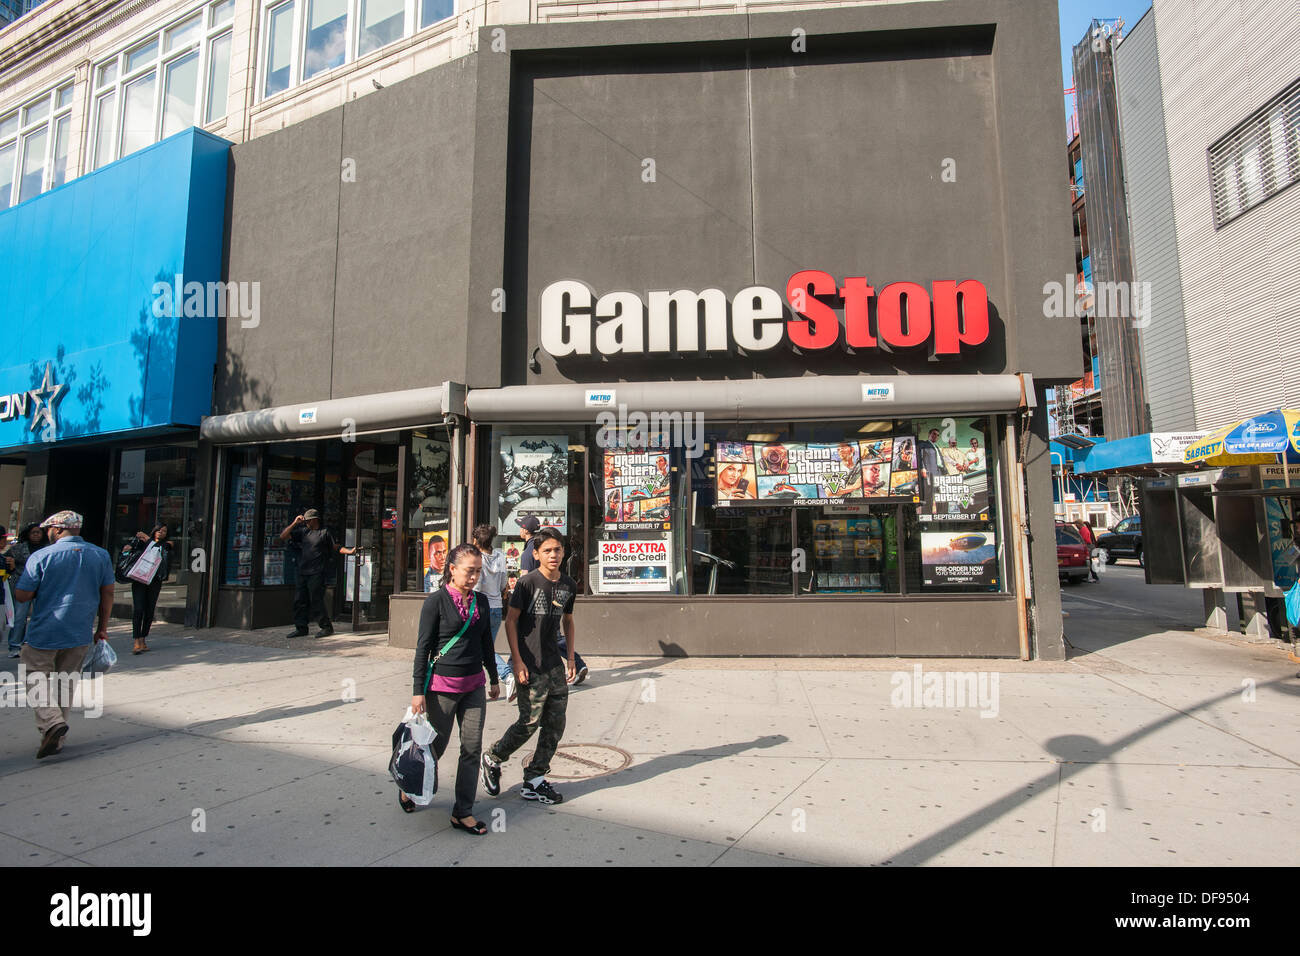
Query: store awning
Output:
[[1072, 431, 1209, 477], [200, 382, 466, 444], [465, 374, 1030, 423]]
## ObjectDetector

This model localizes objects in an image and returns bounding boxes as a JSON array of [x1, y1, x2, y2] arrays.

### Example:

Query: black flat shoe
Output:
[[398, 793, 415, 813], [450, 816, 487, 835]]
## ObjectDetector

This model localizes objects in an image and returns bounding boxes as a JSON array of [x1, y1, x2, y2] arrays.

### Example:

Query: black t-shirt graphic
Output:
[[509, 570, 577, 674], [291, 527, 337, 576]]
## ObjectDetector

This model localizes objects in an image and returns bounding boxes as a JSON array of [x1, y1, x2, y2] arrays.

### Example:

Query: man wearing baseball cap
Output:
[[279, 508, 355, 638], [12, 511, 115, 759], [517, 515, 543, 573]]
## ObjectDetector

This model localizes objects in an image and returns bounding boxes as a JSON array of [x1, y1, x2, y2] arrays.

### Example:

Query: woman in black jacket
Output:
[[123, 524, 173, 655], [404, 542, 501, 833]]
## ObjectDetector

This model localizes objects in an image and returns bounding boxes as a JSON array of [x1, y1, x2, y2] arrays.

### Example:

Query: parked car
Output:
[[1056, 522, 1090, 584], [1097, 515, 1143, 567]]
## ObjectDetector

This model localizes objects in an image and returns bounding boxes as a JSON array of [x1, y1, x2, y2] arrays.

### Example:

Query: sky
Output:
[[1058, 0, 1154, 87]]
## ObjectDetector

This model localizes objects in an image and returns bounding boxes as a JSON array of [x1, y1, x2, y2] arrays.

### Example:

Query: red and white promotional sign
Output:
[[598, 538, 672, 593]]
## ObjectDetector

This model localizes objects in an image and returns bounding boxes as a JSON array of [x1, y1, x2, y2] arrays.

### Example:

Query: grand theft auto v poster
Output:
[[713, 437, 919, 506], [914, 417, 991, 521], [602, 447, 672, 531]]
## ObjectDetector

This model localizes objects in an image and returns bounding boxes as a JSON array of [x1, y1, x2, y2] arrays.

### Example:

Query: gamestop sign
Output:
[[540, 272, 990, 359]]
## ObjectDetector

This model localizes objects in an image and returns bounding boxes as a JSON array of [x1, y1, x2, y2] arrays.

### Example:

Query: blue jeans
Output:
[[558, 638, 586, 673], [490, 606, 586, 677], [487, 606, 512, 681], [8, 588, 30, 651]]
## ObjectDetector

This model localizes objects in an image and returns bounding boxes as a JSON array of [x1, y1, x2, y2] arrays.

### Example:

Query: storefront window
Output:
[[905, 417, 1004, 593], [220, 441, 344, 589], [262, 443, 321, 587], [795, 506, 900, 594], [405, 428, 451, 593], [223, 448, 258, 586], [486, 425, 616, 594], [341, 439, 398, 623], [481, 416, 1006, 599], [112, 444, 198, 609], [591, 439, 687, 595]]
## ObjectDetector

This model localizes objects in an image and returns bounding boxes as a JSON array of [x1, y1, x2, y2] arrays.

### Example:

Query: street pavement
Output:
[[0, 565, 1295, 866]]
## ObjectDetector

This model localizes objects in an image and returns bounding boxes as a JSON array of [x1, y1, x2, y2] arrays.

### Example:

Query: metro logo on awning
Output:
[[539, 273, 990, 359]]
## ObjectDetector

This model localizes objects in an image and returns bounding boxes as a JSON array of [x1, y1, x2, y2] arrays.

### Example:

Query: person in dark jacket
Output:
[[404, 542, 501, 832], [4, 523, 45, 658], [122, 524, 174, 654], [517, 515, 542, 572]]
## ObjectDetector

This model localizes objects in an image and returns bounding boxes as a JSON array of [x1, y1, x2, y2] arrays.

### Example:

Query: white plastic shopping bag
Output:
[[82, 639, 118, 675], [388, 707, 438, 806], [2, 579, 13, 630], [127, 544, 163, 585]]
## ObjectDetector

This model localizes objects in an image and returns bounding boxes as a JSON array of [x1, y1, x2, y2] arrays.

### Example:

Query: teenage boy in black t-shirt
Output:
[[480, 528, 577, 805]]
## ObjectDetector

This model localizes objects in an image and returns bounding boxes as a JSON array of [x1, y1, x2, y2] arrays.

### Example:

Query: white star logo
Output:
[[28, 362, 66, 438]]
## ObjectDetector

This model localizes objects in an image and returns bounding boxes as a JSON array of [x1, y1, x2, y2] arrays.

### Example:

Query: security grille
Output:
[[1209, 77, 1300, 229]]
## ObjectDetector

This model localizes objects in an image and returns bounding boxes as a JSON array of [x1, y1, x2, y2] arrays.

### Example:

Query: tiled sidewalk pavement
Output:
[[0, 601, 1294, 866]]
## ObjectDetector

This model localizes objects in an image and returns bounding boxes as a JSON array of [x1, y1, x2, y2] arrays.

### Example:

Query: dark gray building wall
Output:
[[1113, 9, 1195, 432], [219, 58, 479, 414], [488, 1, 1075, 387], [221, 109, 343, 414]]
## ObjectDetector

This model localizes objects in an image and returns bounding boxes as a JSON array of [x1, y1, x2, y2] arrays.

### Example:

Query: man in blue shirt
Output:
[[13, 510, 115, 759]]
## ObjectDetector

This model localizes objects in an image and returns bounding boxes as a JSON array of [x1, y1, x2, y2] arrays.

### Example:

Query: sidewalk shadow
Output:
[[184, 698, 353, 737], [880, 676, 1294, 866], [557, 734, 789, 799], [1063, 606, 1218, 657]]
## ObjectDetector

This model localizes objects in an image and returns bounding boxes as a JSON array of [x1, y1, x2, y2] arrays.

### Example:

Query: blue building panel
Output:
[[0, 128, 229, 451]]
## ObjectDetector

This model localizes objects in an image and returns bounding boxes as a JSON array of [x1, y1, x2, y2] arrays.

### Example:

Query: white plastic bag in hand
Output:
[[82, 640, 118, 675], [389, 707, 438, 805]]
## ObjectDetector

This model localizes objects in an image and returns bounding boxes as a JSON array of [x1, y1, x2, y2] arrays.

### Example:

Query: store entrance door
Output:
[[341, 472, 396, 630]]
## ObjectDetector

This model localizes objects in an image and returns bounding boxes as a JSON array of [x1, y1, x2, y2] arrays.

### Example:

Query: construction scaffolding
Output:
[[1071, 19, 1151, 443]]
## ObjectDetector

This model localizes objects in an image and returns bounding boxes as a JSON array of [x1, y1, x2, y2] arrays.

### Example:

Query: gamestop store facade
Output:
[[216, 0, 1076, 658]]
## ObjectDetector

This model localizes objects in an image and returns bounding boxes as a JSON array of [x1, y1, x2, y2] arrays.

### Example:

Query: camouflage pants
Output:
[[488, 663, 568, 780]]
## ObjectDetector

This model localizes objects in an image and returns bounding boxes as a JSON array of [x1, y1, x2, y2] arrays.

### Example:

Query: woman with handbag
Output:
[[123, 525, 173, 655], [404, 542, 501, 833]]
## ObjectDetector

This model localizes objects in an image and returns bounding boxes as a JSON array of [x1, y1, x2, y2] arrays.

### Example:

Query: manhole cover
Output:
[[524, 743, 633, 780]]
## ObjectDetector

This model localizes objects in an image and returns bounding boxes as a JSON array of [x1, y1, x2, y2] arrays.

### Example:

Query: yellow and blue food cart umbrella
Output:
[[1182, 409, 1300, 467]]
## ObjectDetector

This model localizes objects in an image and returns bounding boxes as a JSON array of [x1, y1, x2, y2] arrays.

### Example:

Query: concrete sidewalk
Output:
[[0, 586, 1295, 866]]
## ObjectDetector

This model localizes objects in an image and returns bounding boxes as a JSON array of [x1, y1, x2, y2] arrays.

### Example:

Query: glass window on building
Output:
[[795, 505, 901, 595], [111, 445, 199, 612], [420, 0, 452, 29], [590, 437, 688, 596], [487, 426, 592, 593], [903, 416, 1004, 593], [264, 2, 296, 97], [358, 0, 406, 57], [92, 4, 237, 170], [694, 416, 1003, 596], [256, 0, 455, 102], [304, 0, 349, 80], [405, 428, 451, 593], [0, 142, 16, 212], [262, 443, 325, 587], [223, 448, 259, 586], [0, 79, 74, 207], [205, 30, 232, 123]]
